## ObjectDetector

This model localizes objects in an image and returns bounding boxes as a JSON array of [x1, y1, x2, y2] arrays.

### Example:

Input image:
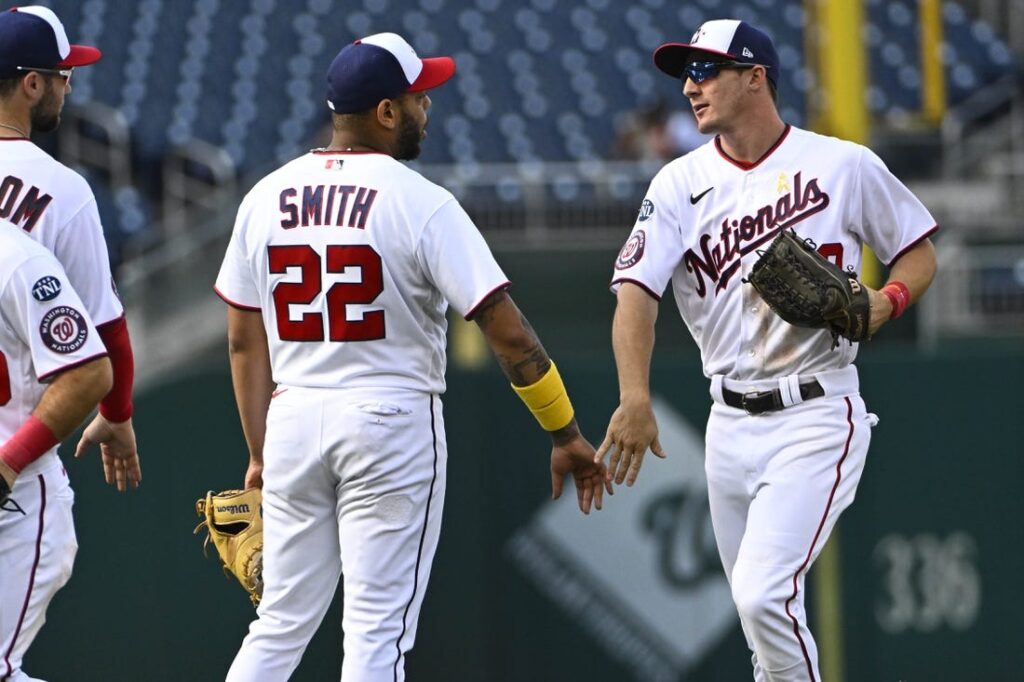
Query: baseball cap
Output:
[[0, 6, 102, 79], [326, 32, 455, 114], [654, 19, 779, 86]]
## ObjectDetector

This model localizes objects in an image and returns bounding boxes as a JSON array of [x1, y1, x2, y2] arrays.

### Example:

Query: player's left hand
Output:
[[866, 287, 893, 337], [550, 434, 612, 515], [74, 414, 141, 492]]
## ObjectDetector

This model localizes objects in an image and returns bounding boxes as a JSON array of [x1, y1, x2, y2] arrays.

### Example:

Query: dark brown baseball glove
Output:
[[745, 230, 871, 348]]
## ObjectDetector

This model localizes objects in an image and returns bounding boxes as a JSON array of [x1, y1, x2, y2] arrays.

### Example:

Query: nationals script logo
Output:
[[685, 171, 829, 297]]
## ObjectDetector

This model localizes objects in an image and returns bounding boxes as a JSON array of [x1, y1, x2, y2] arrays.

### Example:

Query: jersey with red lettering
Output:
[[611, 125, 937, 380], [0, 220, 108, 476], [0, 140, 124, 327], [215, 150, 509, 393]]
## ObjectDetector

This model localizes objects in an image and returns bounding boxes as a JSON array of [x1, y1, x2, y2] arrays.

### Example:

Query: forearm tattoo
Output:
[[498, 344, 550, 386], [470, 291, 504, 330]]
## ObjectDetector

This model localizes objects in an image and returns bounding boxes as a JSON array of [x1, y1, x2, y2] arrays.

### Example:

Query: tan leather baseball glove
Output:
[[194, 488, 264, 606]]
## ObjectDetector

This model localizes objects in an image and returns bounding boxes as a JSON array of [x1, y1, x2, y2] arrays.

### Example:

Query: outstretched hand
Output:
[[595, 399, 666, 487], [550, 434, 612, 514], [74, 414, 141, 492]]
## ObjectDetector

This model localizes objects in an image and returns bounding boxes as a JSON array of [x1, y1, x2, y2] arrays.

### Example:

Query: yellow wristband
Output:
[[511, 362, 575, 432]]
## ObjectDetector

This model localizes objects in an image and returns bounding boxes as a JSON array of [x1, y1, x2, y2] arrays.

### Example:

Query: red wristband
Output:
[[882, 281, 911, 320], [0, 416, 60, 473]]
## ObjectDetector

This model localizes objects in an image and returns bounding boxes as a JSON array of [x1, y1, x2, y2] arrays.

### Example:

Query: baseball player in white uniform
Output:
[[0, 6, 140, 491], [597, 20, 938, 682], [215, 33, 608, 682], [0, 218, 114, 682]]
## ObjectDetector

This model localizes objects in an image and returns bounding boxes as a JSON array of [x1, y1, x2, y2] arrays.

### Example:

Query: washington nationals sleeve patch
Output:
[[31, 276, 62, 302], [39, 306, 89, 353], [616, 230, 646, 270]]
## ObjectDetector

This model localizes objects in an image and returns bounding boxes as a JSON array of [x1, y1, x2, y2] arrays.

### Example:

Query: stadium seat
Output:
[[40, 0, 1017, 247]]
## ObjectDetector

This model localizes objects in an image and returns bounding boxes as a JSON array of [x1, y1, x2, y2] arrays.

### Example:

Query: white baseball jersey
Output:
[[0, 139, 124, 327], [0, 220, 108, 476], [611, 125, 937, 380], [215, 150, 509, 393]]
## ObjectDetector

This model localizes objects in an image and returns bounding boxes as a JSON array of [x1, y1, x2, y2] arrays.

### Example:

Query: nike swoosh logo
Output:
[[690, 187, 714, 205]]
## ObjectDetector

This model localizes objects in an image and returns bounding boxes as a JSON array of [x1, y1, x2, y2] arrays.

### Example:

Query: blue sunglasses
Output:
[[683, 60, 758, 84]]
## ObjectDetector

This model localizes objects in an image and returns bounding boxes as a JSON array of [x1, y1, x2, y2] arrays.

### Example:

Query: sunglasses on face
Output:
[[16, 66, 73, 83], [682, 60, 758, 84]]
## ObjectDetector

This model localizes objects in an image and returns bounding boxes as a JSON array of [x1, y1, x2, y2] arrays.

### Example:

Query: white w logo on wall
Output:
[[506, 398, 736, 681]]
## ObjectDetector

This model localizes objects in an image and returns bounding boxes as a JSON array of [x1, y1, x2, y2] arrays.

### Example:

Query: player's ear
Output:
[[749, 65, 769, 93], [375, 98, 398, 130], [20, 72, 46, 102]]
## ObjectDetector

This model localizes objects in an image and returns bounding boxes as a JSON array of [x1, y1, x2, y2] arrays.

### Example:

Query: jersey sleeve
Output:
[[214, 203, 261, 310], [415, 198, 510, 319], [609, 168, 686, 300], [2, 253, 108, 382], [853, 148, 938, 266], [51, 196, 124, 326]]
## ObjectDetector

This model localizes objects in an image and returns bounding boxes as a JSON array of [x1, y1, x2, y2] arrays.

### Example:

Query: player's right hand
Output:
[[595, 399, 666, 487], [244, 460, 264, 490], [74, 414, 141, 492], [550, 434, 611, 515]]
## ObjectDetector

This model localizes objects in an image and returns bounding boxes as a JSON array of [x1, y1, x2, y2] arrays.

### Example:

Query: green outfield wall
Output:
[[23, 338, 1023, 681]]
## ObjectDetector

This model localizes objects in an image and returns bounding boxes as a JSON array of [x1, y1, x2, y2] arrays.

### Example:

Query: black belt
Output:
[[722, 379, 825, 415]]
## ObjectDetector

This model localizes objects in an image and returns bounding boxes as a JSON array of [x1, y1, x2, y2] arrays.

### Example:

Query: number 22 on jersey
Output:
[[268, 244, 385, 342]]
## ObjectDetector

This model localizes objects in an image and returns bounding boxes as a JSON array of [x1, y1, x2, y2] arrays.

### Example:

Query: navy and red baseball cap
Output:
[[326, 32, 455, 114], [0, 6, 102, 79], [654, 19, 779, 86]]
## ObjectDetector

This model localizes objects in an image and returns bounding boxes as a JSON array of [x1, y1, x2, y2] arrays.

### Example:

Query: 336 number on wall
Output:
[[874, 531, 981, 633]]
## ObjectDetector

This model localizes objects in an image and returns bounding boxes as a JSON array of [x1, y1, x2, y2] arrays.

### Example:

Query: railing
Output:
[[919, 238, 1024, 350], [161, 139, 237, 236], [59, 102, 133, 185], [941, 74, 1024, 211]]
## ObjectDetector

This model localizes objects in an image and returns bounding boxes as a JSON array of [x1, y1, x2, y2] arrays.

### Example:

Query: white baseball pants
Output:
[[705, 367, 876, 682], [0, 458, 77, 682], [227, 386, 447, 682]]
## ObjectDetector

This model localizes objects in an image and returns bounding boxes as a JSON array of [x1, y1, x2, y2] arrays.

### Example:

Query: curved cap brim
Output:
[[58, 44, 102, 68], [409, 56, 455, 92], [653, 43, 736, 78]]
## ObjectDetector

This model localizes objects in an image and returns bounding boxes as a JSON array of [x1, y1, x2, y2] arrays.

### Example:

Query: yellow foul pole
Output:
[[920, 0, 947, 126], [805, 0, 870, 144]]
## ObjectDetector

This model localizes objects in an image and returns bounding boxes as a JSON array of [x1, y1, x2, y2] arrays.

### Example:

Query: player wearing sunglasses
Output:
[[601, 18, 937, 682]]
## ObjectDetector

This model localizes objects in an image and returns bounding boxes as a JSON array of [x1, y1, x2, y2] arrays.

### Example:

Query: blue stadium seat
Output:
[[40, 0, 1019, 238]]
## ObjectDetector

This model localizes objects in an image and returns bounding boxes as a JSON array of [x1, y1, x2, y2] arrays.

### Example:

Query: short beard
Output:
[[393, 111, 423, 161], [30, 79, 61, 133]]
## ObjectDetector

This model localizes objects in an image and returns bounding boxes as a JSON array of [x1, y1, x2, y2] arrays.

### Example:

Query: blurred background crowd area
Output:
[[25, 0, 1023, 376]]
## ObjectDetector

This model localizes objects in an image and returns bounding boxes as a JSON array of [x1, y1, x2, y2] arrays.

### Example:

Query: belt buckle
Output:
[[740, 391, 761, 415]]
